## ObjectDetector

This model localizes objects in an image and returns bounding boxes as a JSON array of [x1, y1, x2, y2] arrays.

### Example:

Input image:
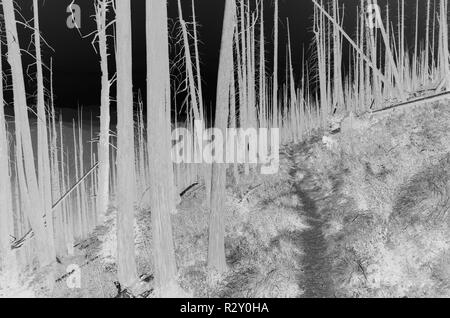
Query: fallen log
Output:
[[10, 161, 99, 251], [371, 91, 450, 114]]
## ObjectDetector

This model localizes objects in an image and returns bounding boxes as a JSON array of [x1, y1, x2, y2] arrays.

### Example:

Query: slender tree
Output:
[[178, 0, 201, 121], [115, 0, 138, 288], [34, 0, 56, 261], [192, 0, 205, 118], [95, 0, 111, 224], [208, 0, 236, 274], [425, 0, 431, 78], [3, 0, 51, 266], [49, 59, 66, 257], [0, 25, 18, 286], [332, 0, 344, 109], [273, 0, 279, 127], [259, 0, 266, 127], [439, 0, 450, 88], [146, 0, 179, 294]]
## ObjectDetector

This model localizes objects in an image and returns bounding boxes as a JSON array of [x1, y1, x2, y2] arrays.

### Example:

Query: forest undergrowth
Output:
[[44, 160, 308, 298], [301, 102, 450, 297], [4, 101, 450, 298]]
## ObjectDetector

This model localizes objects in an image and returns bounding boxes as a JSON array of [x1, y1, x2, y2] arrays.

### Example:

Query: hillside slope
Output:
[[297, 101, 450, 297]]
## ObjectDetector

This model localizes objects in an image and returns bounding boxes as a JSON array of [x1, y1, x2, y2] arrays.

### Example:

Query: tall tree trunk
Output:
[[239, 0, 248, 131], [34, 0, 56, 262], [0, 27, 18, 287], [287, 19, 297, 141], [115, 0, 138, 288], [178, 0, 201, 121], [439, 0, 450, 88], [273, 0, 279, 127], [259, 0, 266, 127], [3, 0, 51, 266], [146, 0, 179, 295], [192, 0, 205, 118], [332, 0, 344, 109], [96, 0, 111, 224], [49, 60, 66, 257], [425, 0, 430, 79], [208, 0, 236, 274]]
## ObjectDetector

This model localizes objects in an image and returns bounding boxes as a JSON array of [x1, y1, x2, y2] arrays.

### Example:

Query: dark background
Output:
[[10, 0, 423, 110]]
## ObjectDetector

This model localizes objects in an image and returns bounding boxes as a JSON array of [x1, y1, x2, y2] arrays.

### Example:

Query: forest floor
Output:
[[3, 100, 450, 298], [286, 143, 335, 297], [301, 100, 450, 297], [48, 153, 309, 298]]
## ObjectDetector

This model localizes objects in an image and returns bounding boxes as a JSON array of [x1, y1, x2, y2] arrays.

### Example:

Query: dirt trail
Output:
[[286, 147, 334, 298]]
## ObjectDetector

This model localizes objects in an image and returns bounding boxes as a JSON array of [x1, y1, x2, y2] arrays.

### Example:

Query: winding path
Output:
[[286, 147, 334, 298]]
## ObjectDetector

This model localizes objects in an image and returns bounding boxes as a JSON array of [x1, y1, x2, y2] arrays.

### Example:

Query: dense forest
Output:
[[0, 0, 450, 298]]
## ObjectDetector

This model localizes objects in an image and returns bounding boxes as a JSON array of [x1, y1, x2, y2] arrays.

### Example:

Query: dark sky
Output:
[[12, 0, 422, 109]]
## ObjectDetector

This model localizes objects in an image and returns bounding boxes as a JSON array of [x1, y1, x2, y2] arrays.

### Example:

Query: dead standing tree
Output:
[[2, 0, 52, 266], [33, 0, 56, 263], [0, 17, 18, 285], [115, 0, 138, 288], [95, 0, 112, 224], [146, 0, 179, 295], [208, 0, 236, 274], [273, 0, 279, 127]]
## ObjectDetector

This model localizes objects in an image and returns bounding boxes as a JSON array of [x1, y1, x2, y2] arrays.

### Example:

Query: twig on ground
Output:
[[239, 184, 263, 204]]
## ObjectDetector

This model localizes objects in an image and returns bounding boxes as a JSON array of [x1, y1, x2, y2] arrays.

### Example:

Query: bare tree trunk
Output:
[[77, 113, 89, 238], [425, 0, 430, 79], [208, 0, 236, 274], [192, 0, 205, 118], [115, 0, 138, 288], [314, 3, 328, 126], [72, 120, 82, 238], [259, 0, 266, 127], [34, 0, 56, 262], [3, 0, 51, 266], [178, 0, 201, 121], [96, 0, 111, 224], [439, 0, 450, 88], [287, 19, 297, 141], [400, 0, 405, 82], [49, 60, 66, 257], [332, 0, 344, 109], [146, 0, 179, 295], [0, 29, 18, 286], [239, 0, 248, 131], [273, 0, 279, 127]]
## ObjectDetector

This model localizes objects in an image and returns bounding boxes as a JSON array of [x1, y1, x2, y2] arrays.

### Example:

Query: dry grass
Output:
[[45, 163, 305, 298], [301, 101, 450, 297], [174, 169, 306, 298]]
